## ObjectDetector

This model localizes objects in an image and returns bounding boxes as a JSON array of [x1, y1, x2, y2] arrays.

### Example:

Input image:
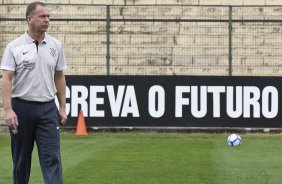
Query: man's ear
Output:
[[26, 16, 32, 24]]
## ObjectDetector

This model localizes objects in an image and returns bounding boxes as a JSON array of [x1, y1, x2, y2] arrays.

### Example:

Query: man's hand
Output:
[[59, 109, 67, 125], [4, 109, 18, 130], [2, 70, 16, 129], [54, 71, 67, 125]]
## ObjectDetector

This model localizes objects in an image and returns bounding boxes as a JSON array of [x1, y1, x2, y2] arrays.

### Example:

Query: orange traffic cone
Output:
[[75, 110, 88, 135]]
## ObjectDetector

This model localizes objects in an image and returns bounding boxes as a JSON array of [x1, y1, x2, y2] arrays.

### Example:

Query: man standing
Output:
[[1, 2, 67, 184]]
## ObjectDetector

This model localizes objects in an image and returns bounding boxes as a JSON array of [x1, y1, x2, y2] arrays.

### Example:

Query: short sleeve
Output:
[[1, 44, 16, 71], [55, 44, 67, 71]]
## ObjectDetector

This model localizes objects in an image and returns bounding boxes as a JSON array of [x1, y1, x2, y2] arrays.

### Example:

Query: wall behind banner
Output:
[[1, 4, 282, 76], [0, 0, 280, 6]]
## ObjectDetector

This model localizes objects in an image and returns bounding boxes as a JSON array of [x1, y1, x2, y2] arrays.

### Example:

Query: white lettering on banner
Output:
[[262, 86, 278, 118], [208, 86, 225, 118], [148, 85, 165, 118], [65, 85, 139, 117], [120, 86, 140, 117], [107, 85, 125, 117], [90, 86, 105, 117], [175, 86, 190, 118], [243, 87, 260, 118], [226, 86, 243, 118], [71, 85, 88, 117], [66, 86, 70, 115], [191, 86, 207, 118], [175, 86, 279, 118], [64, 85, 278, 119]]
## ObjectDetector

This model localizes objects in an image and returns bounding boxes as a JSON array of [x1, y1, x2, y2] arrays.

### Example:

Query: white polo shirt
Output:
[[1, 32, 67, 102]]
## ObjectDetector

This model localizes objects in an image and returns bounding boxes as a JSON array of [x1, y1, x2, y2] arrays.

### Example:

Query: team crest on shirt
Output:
[[50, 48, 57, 57]]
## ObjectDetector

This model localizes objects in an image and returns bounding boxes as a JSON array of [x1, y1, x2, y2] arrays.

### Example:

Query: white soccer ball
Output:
[[227, 134, 241, 147]]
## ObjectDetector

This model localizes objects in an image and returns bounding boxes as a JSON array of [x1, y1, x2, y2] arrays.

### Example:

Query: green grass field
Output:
[[1, 132, 282, 184]]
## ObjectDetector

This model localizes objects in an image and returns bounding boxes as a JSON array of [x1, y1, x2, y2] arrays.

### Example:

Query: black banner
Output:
[[63, 76, 282, 128]]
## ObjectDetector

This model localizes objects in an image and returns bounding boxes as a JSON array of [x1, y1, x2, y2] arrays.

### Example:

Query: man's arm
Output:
[[54, 70, 67, 125], [2, 70, 18, 129]]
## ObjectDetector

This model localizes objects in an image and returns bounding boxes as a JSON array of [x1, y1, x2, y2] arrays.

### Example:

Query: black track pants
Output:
[[10, 98, 62, 184]]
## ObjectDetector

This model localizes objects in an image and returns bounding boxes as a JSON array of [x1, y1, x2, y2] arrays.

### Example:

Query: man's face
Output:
[[28, 5, 50, 33]]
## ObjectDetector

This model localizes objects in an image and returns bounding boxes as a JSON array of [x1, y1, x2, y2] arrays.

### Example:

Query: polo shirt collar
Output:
[[25, 32, 47, 44]]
